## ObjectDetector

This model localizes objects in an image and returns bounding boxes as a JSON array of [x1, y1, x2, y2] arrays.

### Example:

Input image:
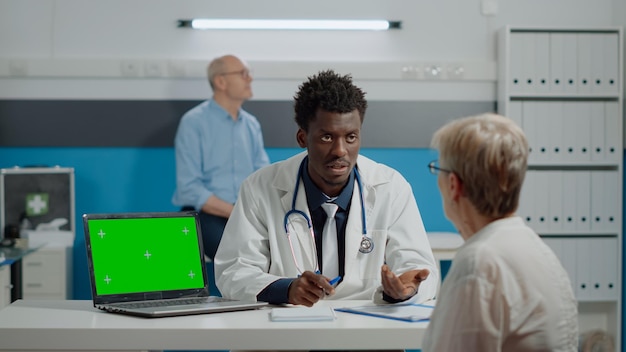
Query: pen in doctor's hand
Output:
[[312, 270, 340, 286], [322, 275, 341, 297], [302, 271, 339, 295], [329, 276, 341, 287]]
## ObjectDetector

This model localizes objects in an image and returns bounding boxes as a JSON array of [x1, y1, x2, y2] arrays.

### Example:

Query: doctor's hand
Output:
[[380, 264, 429, 301], [288, 271, 336, 307]]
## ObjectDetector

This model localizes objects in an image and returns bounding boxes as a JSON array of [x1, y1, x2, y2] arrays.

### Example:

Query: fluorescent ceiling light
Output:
[[177, 19, 401, 31]]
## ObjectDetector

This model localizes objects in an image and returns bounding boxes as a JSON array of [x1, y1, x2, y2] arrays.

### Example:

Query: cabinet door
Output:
[[22, 248, 67, 299], [0, 266, 11, 309]]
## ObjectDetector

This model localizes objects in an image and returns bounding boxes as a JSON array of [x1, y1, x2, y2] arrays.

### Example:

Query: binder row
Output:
[[509, 31, 620, 94], [502, 27, 623, 346], [518, 170, 620, 234], [543, 237, 618, 301], [508, 101, 620, 165]]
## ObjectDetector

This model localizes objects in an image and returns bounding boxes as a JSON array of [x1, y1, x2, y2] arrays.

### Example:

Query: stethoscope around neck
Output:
[[283, 158, 374, 275]]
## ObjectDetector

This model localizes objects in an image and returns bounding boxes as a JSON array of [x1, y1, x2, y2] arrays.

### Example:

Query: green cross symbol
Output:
[[26, 193, 49, 216]]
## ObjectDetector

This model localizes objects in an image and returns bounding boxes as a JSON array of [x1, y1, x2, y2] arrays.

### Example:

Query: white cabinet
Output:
[[0, 265, 11, 309], [22, 246, 72, 300], [498, 26, 623, 350]]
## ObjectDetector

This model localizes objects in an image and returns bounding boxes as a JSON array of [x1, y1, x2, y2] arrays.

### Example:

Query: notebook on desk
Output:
[[82, 211, 267, 318]]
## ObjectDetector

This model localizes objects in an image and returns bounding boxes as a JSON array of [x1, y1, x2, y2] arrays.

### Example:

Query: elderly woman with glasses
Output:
[[422, 113, 578, 352]]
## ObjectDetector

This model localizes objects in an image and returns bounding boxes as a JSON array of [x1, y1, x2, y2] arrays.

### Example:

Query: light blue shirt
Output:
[[172, 99, 270, 210]]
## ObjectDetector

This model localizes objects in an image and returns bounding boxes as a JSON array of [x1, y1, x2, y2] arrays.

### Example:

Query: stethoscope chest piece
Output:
[[359, 236, 374, 254]]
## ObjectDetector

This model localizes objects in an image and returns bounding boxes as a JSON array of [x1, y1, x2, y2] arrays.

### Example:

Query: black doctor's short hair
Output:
[[293, 69, 368, 131]]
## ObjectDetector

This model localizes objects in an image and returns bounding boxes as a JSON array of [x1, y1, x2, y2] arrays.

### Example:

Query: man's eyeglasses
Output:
[[427, 160, 453, 175], [220, 69, 252, 79]]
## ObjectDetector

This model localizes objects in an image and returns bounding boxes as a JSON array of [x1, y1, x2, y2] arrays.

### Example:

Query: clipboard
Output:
[[335, 303, 434, 322]]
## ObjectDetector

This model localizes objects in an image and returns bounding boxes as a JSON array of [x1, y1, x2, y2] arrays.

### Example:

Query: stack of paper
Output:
[[269, 306, 337, 322]]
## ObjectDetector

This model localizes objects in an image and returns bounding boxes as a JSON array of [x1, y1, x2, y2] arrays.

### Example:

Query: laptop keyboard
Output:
[[114, 296, 232, 309]]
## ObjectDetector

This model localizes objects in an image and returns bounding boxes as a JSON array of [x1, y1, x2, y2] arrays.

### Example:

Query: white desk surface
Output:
[[0, 299, 429, 351]]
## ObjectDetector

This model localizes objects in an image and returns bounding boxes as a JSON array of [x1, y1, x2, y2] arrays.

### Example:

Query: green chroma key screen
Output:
[[87, 216, 204, 295]]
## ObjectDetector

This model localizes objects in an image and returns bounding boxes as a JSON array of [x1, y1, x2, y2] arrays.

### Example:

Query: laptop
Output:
[[82, 211, 267, 318]]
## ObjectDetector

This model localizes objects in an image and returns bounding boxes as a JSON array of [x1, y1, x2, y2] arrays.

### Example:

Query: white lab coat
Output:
[[214, 152, 438, 304]]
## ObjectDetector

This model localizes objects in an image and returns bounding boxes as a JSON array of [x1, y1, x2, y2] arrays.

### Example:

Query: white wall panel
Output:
[[0, 78, 496, 101], [0, 0, 55, 57], [1, 0, 620, 62], [0, 59, 496, 100], [0, 0, 623, 101]]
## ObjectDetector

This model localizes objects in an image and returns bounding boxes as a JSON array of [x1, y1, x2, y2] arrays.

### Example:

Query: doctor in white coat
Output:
[[214, 70, 438, 307]]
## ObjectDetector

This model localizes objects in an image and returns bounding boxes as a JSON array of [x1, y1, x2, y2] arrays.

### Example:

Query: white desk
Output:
[[0, 299, 428, 351]]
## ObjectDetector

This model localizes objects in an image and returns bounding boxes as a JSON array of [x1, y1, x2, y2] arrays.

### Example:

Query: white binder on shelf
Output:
[[604, 102, 620, 163], [533, 172, 550, 233], [534, 102, 551, 164], [519, 171, 536, 228], [589, 102, 605, 163], [575, 238, 592, 301], [545, 102, 563, 162], [590, 33, 606, 93], [576, 33, 593, 94], [589, 239, 604, 298], [547, 171, 563, 232], [522, 101, 539, 164], [509, 32, 524, 94], [603, 33, 619, 94], [533, 33, 550, 93], [590, 172, 607, 232], [603, 171, 620, 233], [588, 238, 618, 300], [561, 102, 578, 164], [572, 102, 592, 163], [520, 33, 536, 93], [561, 173, 578, 232], [596, 238, 619, 300], [562, 33, 578, 94], [575, 171, 591, 232], [549, 33, 565, 93]]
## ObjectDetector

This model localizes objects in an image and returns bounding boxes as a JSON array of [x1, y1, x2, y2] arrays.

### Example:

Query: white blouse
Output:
[[423, 216, 578, 352]]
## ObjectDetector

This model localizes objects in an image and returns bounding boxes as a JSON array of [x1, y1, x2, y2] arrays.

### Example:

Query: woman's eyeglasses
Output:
[[427, 160, 453, 175]]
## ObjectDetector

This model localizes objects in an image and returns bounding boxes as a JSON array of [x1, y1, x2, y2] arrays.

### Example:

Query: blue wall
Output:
[[0, 146, 455, 300], [2, 146, 625, 346]]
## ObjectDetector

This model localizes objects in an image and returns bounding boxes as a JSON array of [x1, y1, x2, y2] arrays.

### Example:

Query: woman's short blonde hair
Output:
[[431, 113, 529, 218]]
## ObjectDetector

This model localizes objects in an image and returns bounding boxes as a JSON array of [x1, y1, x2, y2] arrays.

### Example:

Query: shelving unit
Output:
[[498, 26, 623, 350]]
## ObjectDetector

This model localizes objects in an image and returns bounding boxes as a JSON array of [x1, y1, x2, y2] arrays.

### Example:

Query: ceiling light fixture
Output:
[[177, 19, 401, 31]]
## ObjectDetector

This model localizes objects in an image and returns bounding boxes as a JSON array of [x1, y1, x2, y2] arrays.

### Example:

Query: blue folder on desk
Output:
[[335, 303, 434, 322], [83, 211, 267, 318]]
